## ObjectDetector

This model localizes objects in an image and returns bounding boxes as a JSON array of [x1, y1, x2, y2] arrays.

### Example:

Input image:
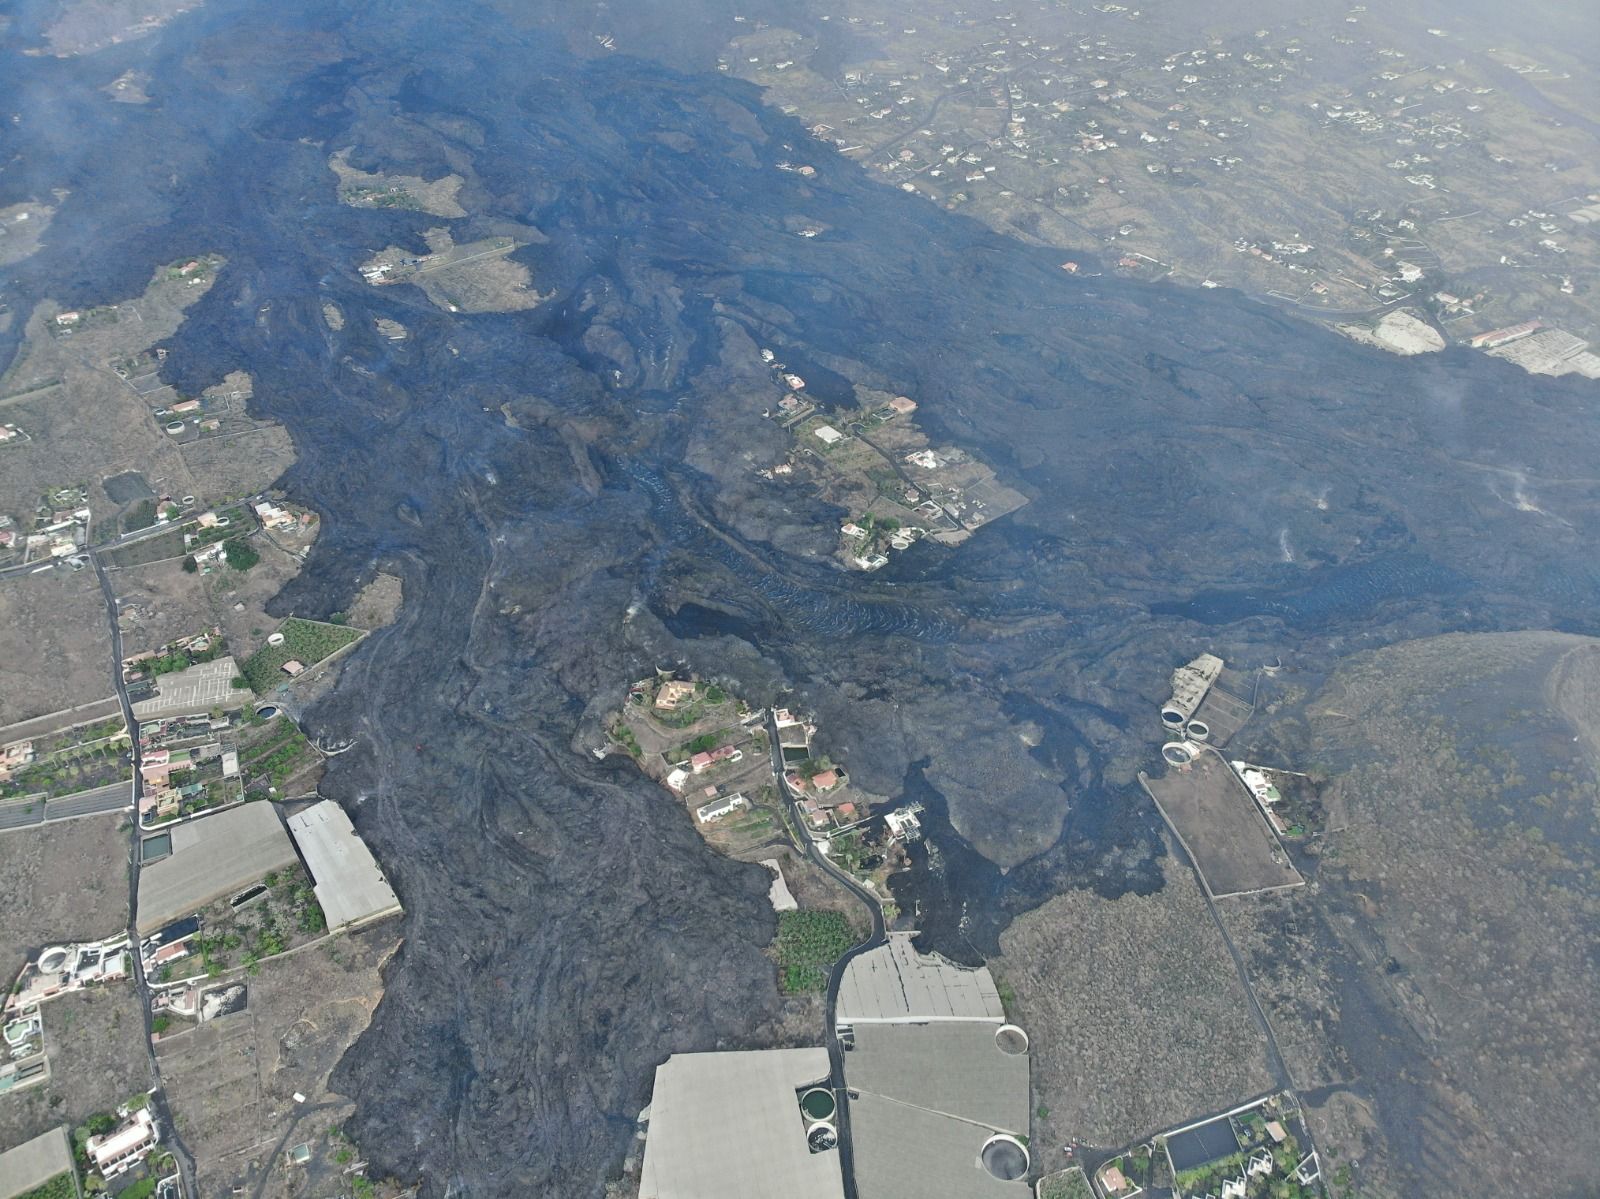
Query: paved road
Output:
[[0, 796, 46, 831], [0, 782, 132, 833], [46, 780, 134, 820], [91, 551, 201, 1199], [1, 493, 267, 583], [764, 710, 887, 1199]]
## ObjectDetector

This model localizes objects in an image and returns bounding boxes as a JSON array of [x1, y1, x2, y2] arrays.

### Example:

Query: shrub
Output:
[[223, 539, 260, 571]]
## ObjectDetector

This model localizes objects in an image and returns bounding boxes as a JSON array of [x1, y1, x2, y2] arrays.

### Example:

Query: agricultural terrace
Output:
[[235, 711, 322, 794], [1036, 1168, 1093, 1199], [147, 865, 326, 992], [241, 617, 363, 693], [773, 909, 859, 994], [0, 717, 129, 801]]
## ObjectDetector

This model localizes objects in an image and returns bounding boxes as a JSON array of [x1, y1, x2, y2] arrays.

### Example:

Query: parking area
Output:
[[132, 658, 253, 720]]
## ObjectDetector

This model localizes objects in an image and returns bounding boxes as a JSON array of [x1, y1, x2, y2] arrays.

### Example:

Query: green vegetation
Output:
[[773, 910, 857, 993], [181, 555, 198, 573], [995, 977, 1017, 1018], [15, 1173, 78, 1199], [241, 617, 362, 693], [704, 684, 727, 703], [124, 499, 158, 532], [0, 724, 131, 801], [237, 717, 319, 788], [1037, 1168, 1093, 1199], [223, 538, 260, 571], [118, 1179, 157, 1199], [610, 722, 643, 759]]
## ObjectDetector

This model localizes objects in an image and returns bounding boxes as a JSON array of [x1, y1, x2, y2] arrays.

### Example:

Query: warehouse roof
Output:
[[0, 1125, 75, 1199], [848, 1092, 1030, 1199], [639, 1048, 842, 1199], [286, 801, 401, 930], [844, 1023, 1031, 1199], [836, 933, 1004, 1024], [136, 803, 298, 933]]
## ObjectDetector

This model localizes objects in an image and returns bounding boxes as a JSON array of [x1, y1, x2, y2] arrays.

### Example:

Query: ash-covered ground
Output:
[[3, 0, 1599, 1192]]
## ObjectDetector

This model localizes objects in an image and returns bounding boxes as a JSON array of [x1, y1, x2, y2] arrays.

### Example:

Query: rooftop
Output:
[[639, 1048, 842, 1199], [0, 1125, 75, 1199], [836, 933, 1005, 1024], [136, 803, 299, 933], [844, 1022, 1030, 1199], [286, 801, 402, 930]]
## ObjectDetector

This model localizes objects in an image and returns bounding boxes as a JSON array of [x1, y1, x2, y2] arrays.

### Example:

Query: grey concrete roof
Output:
[[847, 1092, 1031, 1199], [640, 1048, 842, 1199], [835, 934, 1004, 1024], [286, 801, 401, 930], [0, 1124, 74, 1199], [842, 1020, 1031, 1199], [844, 1022, 1030, 1132], [137, 803, 298, 933]]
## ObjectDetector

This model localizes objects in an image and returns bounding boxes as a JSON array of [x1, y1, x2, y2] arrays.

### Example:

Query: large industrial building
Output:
[[136, 802, 299, 934], [836, 934, 1032, 1199], [638, 1048, 843, 1199], [634, 934, 1030, 1199], [286, 800, 402, 929]]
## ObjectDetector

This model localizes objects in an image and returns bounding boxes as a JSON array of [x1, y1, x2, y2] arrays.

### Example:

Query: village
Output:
[[755, 348, 1029, 571], [1057, 1093, 1322, 1199], [610, 672, 925, 919], [1, 544, 394, 1199], [724, 1, 1599, 380]]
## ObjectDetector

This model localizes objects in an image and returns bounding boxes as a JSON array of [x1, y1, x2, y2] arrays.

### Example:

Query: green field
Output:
[[242, 618, 362, 693], [773, 909, 858, 994]]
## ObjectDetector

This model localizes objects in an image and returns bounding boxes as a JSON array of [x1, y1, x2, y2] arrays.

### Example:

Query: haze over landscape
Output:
[[0, 0, 1596, 1197]]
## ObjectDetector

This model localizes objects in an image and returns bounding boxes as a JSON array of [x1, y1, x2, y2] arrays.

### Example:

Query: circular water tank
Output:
[[980, 1134, 1029, 1181], [266, 632, 286, 647], [995, 1024, 1029, 1055], [807, 1122, 838, 1152], [165, 421, 186, 435], [181, 495, 196, 506], [800, 1088, 836, 1121], [1185, 719, 1210, 742], [255, 705, 279, 720], [38, 946, 70, 973], [1160, 707, 1186, 730], [1162, 742, 1195, 767]]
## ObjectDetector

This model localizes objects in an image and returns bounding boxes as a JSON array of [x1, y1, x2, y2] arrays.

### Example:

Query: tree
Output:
[[223, 539, 259, 571], [181, 555, 198, 573]]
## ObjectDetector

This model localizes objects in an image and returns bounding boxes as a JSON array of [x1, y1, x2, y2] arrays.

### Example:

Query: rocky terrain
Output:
[[1, 0, 1598, 1193]]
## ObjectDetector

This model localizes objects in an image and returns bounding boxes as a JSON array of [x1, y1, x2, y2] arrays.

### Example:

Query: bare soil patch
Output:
[[0, 568, 114, 726], [0, 986, 149, 1150], [1143, 752, 1302, 898], [0, 813, 129, 979], [156, 924, 400, 1198]]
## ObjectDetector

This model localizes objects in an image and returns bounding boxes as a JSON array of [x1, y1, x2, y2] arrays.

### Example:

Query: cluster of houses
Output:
[[18, 502, 90, 564], [4, 938, 133, 1020], [138, 712, 238, 826]]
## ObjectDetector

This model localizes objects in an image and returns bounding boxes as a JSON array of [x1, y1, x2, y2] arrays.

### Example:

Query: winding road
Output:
[[764, 709, 886, 1199], [90, 550, 201, 1199]]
